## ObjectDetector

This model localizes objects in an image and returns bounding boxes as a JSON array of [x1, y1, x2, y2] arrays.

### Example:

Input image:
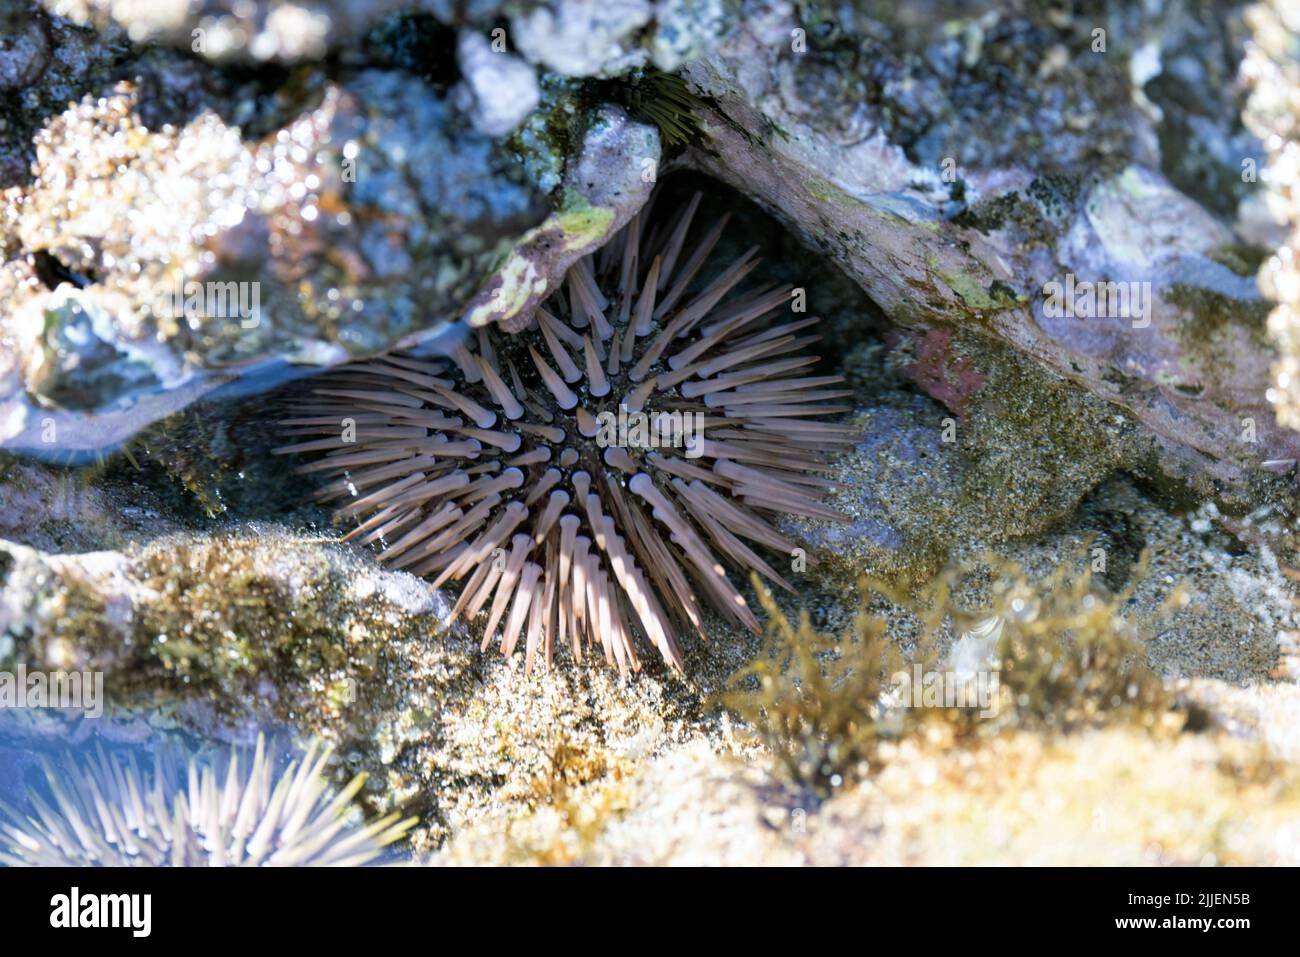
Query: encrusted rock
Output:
[[39, 0, 412, 61], [0, 70, 547, 456], [454, 30, 540, 138], [1243, 0, 1300, 434], [676, 2, 1298, 501], [460, 106, 659, 331], [512, 0, 654, 77]]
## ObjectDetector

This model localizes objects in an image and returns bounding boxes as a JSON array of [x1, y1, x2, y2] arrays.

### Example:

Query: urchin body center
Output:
[[489, 336, 701, 471]]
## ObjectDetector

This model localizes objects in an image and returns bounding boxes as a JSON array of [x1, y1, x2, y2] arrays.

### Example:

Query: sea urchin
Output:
[[0, 735, 414, 867], [277, 190, 857, 674]]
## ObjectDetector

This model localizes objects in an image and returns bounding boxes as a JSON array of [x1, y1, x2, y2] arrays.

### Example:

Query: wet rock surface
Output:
[[0, 78, 548, 454], [677, 2, 1296, 502], [1244, 0, 1300, 435], [40, 0, 415, 62]]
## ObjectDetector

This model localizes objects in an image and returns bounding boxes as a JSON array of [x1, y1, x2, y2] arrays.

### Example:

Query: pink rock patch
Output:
[[898, 327, 986, 416]]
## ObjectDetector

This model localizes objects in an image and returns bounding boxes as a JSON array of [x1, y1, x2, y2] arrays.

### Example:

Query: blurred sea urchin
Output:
[[277, 188, 858, 674], [0, 735, 415, 867]]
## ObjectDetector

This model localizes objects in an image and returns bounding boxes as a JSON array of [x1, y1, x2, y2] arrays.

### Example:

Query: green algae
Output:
[[553, 189, 617, 245], [719, 574, 909, 798], [940, 271, 1010, 311], [805, 177, 856, 206], [721, 553, 1186, 798]]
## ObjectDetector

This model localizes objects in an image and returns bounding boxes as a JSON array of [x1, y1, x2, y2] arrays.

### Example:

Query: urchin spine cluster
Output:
[[0, 735, 413, 867], [278, 190, 856, 674]]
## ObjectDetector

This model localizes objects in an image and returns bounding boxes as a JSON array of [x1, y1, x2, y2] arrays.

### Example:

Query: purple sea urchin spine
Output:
[[278, 189, 858, 674]]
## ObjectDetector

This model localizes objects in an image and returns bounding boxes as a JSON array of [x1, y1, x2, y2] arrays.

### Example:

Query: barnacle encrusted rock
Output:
[[0, 69, 546, 457], [39, 0, 413, 61], [435, 726, 1300, 866], [1243, 0, 1300, 434]]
